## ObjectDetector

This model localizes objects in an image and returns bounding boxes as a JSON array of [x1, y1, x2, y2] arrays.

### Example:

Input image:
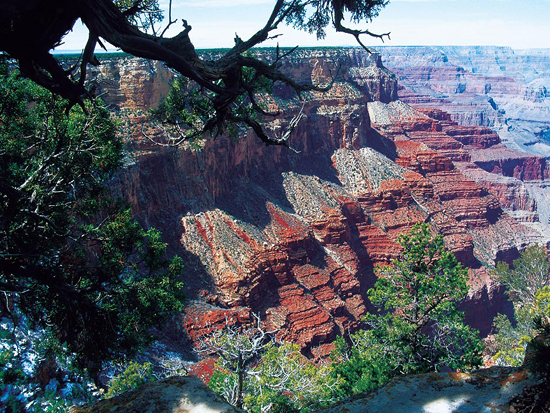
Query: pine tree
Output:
[[0, 57, 185, 378]]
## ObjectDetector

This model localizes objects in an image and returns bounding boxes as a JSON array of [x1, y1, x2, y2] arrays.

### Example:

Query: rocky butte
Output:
[[88, 47, 550, 359]]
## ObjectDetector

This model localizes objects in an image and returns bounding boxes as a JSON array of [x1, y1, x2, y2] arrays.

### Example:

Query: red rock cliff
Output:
[[373, 46, 550, 229]]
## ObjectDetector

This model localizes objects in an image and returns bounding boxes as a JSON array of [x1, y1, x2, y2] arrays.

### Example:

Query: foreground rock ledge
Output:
[[320, 367, 536, 413], [69, 376, 242, 413], [70, 367, 537, 413]]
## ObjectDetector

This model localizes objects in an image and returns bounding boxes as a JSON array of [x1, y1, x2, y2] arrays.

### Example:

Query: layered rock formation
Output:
[[373, 47, 550, 155], [89, 48, 549, 357], [373, 46, 550, 234]]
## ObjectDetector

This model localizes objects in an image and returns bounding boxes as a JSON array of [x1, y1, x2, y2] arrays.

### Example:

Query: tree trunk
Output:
[[236, 353, 244, 409]]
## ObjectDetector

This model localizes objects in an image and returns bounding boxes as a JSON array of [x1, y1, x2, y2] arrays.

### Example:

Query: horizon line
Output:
[[52, 45, 550, 55]]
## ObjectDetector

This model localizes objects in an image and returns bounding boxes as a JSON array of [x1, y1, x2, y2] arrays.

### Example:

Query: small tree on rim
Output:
[[332, 223, 482, 397]]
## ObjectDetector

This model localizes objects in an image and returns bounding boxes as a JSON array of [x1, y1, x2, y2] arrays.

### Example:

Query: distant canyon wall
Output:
[[374, 46, 550, 228], [374, 46, 550, 158]]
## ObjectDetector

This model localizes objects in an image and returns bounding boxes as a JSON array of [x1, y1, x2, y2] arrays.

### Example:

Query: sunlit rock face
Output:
[[374, 46, 550, 158], [89, 48, 550, 356], [69, 376, 242, 413], [374, 45, 550, 236]]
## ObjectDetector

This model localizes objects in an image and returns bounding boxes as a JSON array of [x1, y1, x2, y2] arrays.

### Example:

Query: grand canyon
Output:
[[4, 1, 550, 411], [86, 47, 550, 362]]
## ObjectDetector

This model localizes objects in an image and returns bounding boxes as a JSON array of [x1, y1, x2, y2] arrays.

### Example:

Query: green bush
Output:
[[524, 287, 550, 377], [0, 349, 24, 385], [106, 361, 154, 398], [0, 55, 185, 377], [492, 246, 550, 366]]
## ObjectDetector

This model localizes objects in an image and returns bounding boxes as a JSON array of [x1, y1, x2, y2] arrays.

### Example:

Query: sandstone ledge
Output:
[[320, 367, 536, 413]]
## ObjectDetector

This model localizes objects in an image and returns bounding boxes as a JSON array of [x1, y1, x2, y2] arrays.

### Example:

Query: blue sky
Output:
[[58, 0, 550, 51]]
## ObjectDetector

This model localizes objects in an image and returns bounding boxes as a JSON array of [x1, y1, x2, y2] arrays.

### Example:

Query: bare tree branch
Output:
[[332, 0, 391, 52]]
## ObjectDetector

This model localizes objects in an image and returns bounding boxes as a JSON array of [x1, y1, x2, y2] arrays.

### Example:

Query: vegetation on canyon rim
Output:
[[202, 321, 338, 413], [492, 245, 550, 369], [331, 223, 483, 397], [196, 224, 481, 411], [199, 229, 550, 412], [0, 58, 184, 411]]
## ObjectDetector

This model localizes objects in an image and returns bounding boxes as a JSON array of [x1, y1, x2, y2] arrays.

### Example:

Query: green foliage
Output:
[[4, 395, 24, 413], [492, 313, 530, 366], [0, 328, 98, 413], [526, 298, 550, 378], [206, 331, 338, 412], [0, 57, 185, 374], [333, 224, 482, 398], [114, 0, 163, 31], [207, 368, 233, 398], [269, 397, 300, 413], [329, 335, 394, 397], [495, 245, 549, 306], [244, 342, 339, 412], [492, 246, 550, 366], [29, 389, 74, 413], [0, 60, 121, 260], [106, 361, 154, 398], [285, 0, 390, 39], [493, 286, 550, 366], [151, 62, 277, 145], [0, 349, 24, 385], [151, 76, 216, 143]]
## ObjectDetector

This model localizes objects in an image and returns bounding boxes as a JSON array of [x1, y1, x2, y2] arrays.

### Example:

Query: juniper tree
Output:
[[0, 58, 185, 378], [332, 223, 482, 397], [199, 315, 274, 409], [200, 316, 338, 412], [1, 0, 390, 147]]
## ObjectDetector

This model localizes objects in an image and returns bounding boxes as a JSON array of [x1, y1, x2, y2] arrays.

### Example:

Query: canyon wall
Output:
[[374, 46, 550, 229], [373, 47, 550, 155], [90, 48, 549, 357]]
